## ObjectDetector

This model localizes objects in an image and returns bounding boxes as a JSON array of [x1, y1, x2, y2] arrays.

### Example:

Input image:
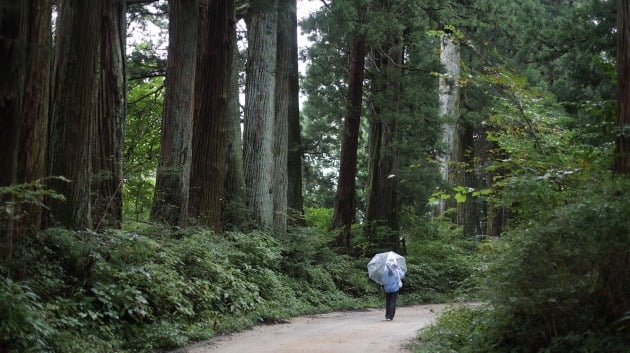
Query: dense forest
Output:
[[1, 0, 629, 352]]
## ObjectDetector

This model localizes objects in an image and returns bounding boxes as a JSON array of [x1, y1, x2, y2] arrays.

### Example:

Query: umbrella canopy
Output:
[[367, 251, 406, 284]]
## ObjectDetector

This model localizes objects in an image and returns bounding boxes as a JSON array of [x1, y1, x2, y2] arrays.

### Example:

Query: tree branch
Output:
[[129, 70, 166, 81], [236, 0, 249, 20], [129, 83, 165, 105], [127, 0, 159, 5]]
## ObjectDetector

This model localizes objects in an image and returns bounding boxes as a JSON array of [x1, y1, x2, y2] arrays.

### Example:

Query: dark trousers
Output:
[[385, 291, 398, 320]]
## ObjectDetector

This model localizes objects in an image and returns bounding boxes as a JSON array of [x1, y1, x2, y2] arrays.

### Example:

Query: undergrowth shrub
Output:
[[1, 223, 381, 352], [415, 175, 630, 353], [0, 278, 53, 353], [483, 177, 630, 352], [415, 305, 492, 353], [1, 198, 481, 352], [404, 216, 485, 302], [303, 207, 333, 233]]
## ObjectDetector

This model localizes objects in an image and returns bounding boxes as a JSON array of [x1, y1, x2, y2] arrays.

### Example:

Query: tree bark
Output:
[[615, 0, 630, 174], [486, 201, 508, 237], [17, 0, 51, 234], [285, 0, 304, 225], [243, 0, 278, 229], [272, 0, 296, 233], [223, 40, 250, 230], [330, 5, 367, 250], [48, 0, 103, 230], [92, 0, 126, 230], [189, 0, 235, 232], [151, 0, 198, 226], [454, 122, 480, 236], [435, 34, 461, 216], [365, 43, 402, 251], [0, 0, 28, 260]]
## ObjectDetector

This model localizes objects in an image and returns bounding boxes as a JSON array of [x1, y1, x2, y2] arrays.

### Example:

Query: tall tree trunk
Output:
[[486, 201, 507, 237], [92, 0, 126, 230], [615, 0, 630, 174], [483, 130, 509, 237], [0, 0, 51, 262], [454, 122, 480, 236], [223, 41, 250, 230], [273, 0, 295, 233], [285, 0, 304, 225], [17, 0, 51, 234], [330, 5, 367, 250], [365, 43, 402, 251], [48, 0, 102, 230], [435, 34, 460, 215], [189, 0, 235, 232], [151, 0, 198, 226], [243, 0, 278, 229], [0, 0, 28, 260]]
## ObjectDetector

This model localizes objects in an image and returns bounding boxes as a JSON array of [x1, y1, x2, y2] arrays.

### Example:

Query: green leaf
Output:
[[453, 186, 467, 193]]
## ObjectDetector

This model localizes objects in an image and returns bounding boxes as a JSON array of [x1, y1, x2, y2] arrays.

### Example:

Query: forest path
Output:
[[169, 304, 447, 353]]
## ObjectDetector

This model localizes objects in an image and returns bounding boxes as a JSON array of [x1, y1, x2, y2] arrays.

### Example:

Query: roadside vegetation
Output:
[[0, 212, 482, 353], [414, 176, 630, 353]]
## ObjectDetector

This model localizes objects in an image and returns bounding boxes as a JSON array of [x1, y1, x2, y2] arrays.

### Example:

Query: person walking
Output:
[[382, 262, 404, 320]]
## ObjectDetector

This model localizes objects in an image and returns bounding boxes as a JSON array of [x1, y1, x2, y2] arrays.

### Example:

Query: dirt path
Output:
[[170, 304, 446, 353]]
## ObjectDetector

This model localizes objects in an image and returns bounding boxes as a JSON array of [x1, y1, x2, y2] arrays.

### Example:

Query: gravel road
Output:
[[170, 304, 446, 353]]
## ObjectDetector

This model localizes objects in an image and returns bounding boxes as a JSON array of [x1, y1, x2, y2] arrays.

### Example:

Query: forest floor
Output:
[[169, 304, 447, 353]]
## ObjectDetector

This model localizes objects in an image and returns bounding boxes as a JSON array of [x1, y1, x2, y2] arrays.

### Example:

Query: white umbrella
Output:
[[367, 251, 406, 284]]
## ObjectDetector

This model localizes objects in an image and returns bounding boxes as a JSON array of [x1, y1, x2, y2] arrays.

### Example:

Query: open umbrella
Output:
[[367, 251, 406, 284]]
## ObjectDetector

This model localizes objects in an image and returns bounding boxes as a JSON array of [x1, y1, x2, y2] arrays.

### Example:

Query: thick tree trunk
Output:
[[48, 0, 102, 230], [365, 44, 401, 251], [615, 0, 630, 174], [17, 0, 51, 234], [223, 41, 250, 230], [330, 7, 367, 250], [243, 0, 278, 229], [92, 0, 126, 230], [486, 202, 508, 237], [272, 0, 297, 233], [454, 122, 480, 236], [189, 0, 235, 232], [435, 34, 460, 215], [0, 0, 28, 260], [151, 0, 198, 226], [285, 0, 304, 225]]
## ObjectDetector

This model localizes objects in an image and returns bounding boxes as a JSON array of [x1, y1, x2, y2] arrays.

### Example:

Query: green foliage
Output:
[[404, 217, 486, 302], [123, 3, 168, 222], [429, 186, 492, 205], [475, 66, 613, 221], [300, 0, 442, 214], [122, 74, 164, 222], [6, 224, 448, 352], [415, 305, 492, 353], [409, 41, 624, 352], [483, 177, 630, 352], [303, 207, 333, 232], [0, 177, 67, 207], [0, 278, 53, 353], [415, 177, 630, 353], [0, 177, 66, 228]]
